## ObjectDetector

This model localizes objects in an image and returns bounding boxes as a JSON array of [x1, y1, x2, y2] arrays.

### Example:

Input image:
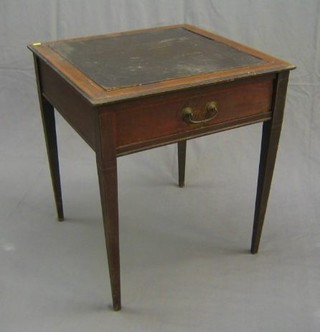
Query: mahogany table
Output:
[[28, 24, 295, 311]]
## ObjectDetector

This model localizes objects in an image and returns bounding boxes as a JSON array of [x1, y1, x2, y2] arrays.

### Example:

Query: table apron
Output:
[[38, 58, 96, 150]]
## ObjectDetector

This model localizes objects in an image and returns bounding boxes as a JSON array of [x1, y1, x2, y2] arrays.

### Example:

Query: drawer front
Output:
[[113, 76, 274, 149]]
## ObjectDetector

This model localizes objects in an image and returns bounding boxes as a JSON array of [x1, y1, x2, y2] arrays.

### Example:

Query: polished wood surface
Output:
[[29, 24, 295, 311]]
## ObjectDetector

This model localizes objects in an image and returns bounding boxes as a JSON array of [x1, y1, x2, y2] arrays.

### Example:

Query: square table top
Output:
[[29, 24, 294, 105]]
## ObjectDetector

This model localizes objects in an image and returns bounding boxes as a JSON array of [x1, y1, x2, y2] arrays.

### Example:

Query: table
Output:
[[28, 25, 295, 311]]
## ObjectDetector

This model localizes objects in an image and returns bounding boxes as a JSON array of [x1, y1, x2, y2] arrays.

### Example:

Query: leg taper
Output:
[[97, 163, 121, 311], [251, 71, 289, 254], [96, 112, 121, 311], [34, 55, 64, 221], [40, 99, 64, 221], [178, 140, 187, 187]]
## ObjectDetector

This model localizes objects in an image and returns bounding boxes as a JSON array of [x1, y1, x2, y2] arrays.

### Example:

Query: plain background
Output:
[[1, 1, 319, 331]]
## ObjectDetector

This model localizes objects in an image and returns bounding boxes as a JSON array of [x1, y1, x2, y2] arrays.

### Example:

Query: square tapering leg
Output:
[[251, 71, 289, 254], [97, 164, 121, 311], [96, 112, 121, 311], [34, 56, 64, 221], [178, 140, 187, 187]]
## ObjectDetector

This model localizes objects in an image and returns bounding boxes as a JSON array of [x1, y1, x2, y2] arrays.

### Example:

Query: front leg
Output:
[[251, 71, 290, 254], [96, 111, 121, 311]]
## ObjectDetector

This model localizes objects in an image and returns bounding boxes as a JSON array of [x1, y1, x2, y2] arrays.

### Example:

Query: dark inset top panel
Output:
[[49, 27, 265, 90]]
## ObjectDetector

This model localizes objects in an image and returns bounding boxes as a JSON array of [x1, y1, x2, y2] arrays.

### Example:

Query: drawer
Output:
[[113, 76, 274, 149]]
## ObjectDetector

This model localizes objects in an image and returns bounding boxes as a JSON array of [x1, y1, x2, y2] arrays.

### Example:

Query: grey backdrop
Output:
[[1, 1, 319, 331]]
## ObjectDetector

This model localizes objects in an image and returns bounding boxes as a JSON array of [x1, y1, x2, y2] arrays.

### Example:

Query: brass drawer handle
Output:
[[182, 101, 218, 124]]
